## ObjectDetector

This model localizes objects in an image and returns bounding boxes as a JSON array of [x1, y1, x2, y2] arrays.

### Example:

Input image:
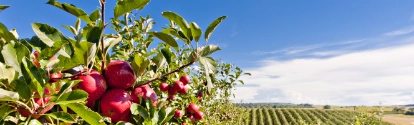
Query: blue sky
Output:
[[2, 0, 414, 106]]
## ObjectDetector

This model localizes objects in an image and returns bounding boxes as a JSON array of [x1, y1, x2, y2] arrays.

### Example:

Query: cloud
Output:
[[383, 26, 414, 36], [233, 43, 414, 106]]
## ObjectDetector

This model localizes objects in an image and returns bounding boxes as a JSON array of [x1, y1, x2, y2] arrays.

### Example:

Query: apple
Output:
[[33, 51, 39, 58], [173, 81, 184, 92], [180, 75, 190, 85], [194, 111, 204, 120], [188, 115, 195, 123], [159, 82, 169, 92], [168, 86, 176, 95], [73, 70, 107, 102], [49, 72, 62, 83], [131, 85, 157, 105], [167, 95, 174, 101], [104, 60, 136, 89], [187, 104, 199, 114], [197, 92, 203, 101], [174, 110, 183, 118], [177, 85, 188, 94], [181, 122, 186, 125], [100, 89, 132, 123]]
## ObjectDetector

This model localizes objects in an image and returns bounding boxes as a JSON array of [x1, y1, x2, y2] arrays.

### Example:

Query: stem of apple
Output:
[[100, 0, 106, 72], [15, 101, 33, 114]]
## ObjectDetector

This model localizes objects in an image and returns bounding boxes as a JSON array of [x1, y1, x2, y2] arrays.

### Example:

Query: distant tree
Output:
[[323, 105, 331, 109], [393, 107, 405, 114], [408, 108, 414, 112]]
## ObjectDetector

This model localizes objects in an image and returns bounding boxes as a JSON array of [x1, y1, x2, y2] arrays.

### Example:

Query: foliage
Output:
[[323, 105, 331, 109], [0, 0, 249, 124]]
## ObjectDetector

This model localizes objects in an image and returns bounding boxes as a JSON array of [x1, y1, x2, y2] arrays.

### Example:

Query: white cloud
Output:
[[383, 26, 414, 36], [233, 43, 414, 106]]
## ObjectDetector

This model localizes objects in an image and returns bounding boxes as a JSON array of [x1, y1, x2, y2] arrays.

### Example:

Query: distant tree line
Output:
[[235, 103, 313, 108]]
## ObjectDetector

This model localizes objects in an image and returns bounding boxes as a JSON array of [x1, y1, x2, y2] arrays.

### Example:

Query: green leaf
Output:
[[0, 88, 19, 101], [28, 119, 42, 125], [31, 22, 67, 47], [27, 36, 47, 50], [89, 9, 101, 23], [159, 107, 174, 124], [21, 58, 45, 96], [9, 28, 18, 39], [0, 5, 10, 12], [46, 0, 92, 24], [62, 25, 77, 36], [0, 62, 15, 84], [150, 32, 178, 51], [190, 22, 202, 42], [0, 104, 13, 121], [130, 103, 149, 119], [205, 16, 226, 42], [131, 54, 150, 77], [114, 0, 150, 18], [0, 22, 16, 42], [85, 43, 97, 68], [104, 35, 123, 55], [199, 57, 216, 91], [67, 103, 105, 125], [200, 45, 221, 57], [160, 48, 173, 65], [83, 25, 104, 44], [54, 90, 88, 104], [46, 112, 75, 123], [161, 11, 190, 42], [13, 79, 30, 100]]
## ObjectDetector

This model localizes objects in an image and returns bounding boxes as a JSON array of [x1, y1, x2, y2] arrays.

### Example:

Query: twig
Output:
[[141, 57, 198, 86], [100, 0, 106, 72], [15, 101, 33, 114]]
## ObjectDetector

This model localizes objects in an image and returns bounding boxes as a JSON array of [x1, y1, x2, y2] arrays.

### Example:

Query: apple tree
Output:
[[0, 0, 249, 124]]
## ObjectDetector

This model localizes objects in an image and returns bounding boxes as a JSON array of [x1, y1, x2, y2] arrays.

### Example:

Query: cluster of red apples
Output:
[[25, 52, 204, 123]]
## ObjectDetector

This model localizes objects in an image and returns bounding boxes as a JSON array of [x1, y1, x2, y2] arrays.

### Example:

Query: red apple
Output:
[[168, 86, 176, 95], [131, 85, 158, 105], [159, 82, 169, 92], [167, 95, 174, 101], [180, 75, 190, 85], [33, 51, 39, 58], [104, 60, 136, 89], [174, 110, 183, 118], [33, 60, 41, 67], [87, 100, 95, 109], [49, 72, 62, 83], [19, 88, 53, 119], [100, 89, 132, 123], [73, 71, 107, 102], [194, 111, 204, 120], [197, 92, 203, 101], [178, 85, 188, 94], [173, 81, 184, 92], [181, 122, 186, 125], [187, 104, 199, 114], [188, 115, 195, 123]]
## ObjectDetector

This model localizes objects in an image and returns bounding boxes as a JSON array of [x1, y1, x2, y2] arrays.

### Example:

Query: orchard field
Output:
[[241, 108, 393, 125]]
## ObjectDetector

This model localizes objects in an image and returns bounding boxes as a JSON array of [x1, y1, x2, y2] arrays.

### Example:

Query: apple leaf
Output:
[[132, 54, 150, 77], [28, 119, 42, 125], [0, 22, 16, 42], [161, 11, 191, 43], [0, 62, 15, 84], [114, 0, 150, 19], [46, 112, 76, 123], [46, 0, 92, 24], [0, 88, 19, 101], [160, 48, 173, 65], [199, 57, 216, 91], [31, 23, 67, 47], [1, 42, 30, 74], [149, 32, 178, 51], [9, 28, 18, 39], [13, 79, 30, 100], [89, 9, 101, 23], [54, 90, 88, 105], [190, 22, 202, 42], [115, 122, 134, 125], [83, 24, 104, 44], [67, 103, 105, 125], [0, 104, 13, 122], [104, 35, 123, 55], [205, 16, 226, 42], [158, 107, 174, 124], [0, 5, 10, 12], [21, 57, 45, 97], [130, 103, 149, 119]]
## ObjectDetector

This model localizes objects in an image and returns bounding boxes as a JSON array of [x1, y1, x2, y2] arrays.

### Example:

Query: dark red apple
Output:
[[33, 51, 39, 58], [73, 71, 107, 102], [100, 89, 132, 123], [177, 85, 188, 94], [87, 100, 95, 109], [194, 111, 204, 120], [180, 75, 190, 85], [187, 104, 199, 114], [167, 95, 174, 101], [173, 81, 184, 92], [131, 85, 158, 105], [159, 82, 169, 92], [174, 110, 183, 118], [168, 86, 176, 95], [19, 88, 54, 119], [104, 60, 136, 89], [197, 92, 203, 102]]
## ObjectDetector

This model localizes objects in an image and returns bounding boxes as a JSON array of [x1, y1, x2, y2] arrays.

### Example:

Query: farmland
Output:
[[242, 108, 393, 125]]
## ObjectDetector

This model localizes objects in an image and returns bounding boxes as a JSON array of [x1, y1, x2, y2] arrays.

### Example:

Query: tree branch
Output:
[[141, 59, 197, 86], [100, 0, 106, 72]]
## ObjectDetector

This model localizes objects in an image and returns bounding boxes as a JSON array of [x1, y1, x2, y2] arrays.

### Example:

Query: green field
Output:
[[243, 108, 393, 125]]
